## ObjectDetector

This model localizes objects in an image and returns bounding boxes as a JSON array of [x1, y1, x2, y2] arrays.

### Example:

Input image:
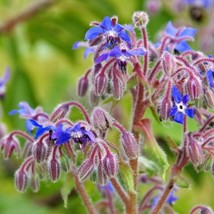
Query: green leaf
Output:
[[136, 118, 169, 180], [119, 162, 135, 193], [175, 175, 191, 189], [61, 174, 74, 208], [138, 156, 159, 176]]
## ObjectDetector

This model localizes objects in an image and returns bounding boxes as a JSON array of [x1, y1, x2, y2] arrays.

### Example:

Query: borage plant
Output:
[[1, 11, 214, 214]]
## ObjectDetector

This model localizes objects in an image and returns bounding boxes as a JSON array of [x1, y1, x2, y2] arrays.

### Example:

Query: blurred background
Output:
[[0, 0, 213, 213]]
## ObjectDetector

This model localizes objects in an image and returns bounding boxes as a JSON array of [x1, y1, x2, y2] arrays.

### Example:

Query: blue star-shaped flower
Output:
[[28, 119, 54, 139], [9, 102, 35, 118], [170, 86, 194, 124], [52, 124, 71, 145], [206, 70, 214, 88], [70, 123, 95, 148], [85, 16, 131, 48], [163, 21, 197, 53], [95, 46, 146, 72]]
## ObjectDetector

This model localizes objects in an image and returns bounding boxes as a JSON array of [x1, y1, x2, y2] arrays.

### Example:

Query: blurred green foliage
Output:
[[0, 0, 213, 213]]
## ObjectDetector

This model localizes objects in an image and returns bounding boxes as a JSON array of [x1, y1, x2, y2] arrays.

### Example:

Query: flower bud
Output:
[[94, 72, 108, 96], [78, 76, 88, 97], [186, 133, 204, 167], [112, 70, 125, 100], [30, 175, 40, 192], [158, 96, 172, 121], [15, 169, 28, 192], [97, 162, 108, 186], [185, 76, 202, 100], [48, 157, 61, 182], [121, 132, 138, 159], [23, 141, 33, 158], [204, 86, 214, 108], [78, 159, 94, 181], [32, 141, 49, 163], [103, 153, 118, 177], [132, 11, 149, 28], [162, 51, 176, 74], [0, 123, 7, 138], [91, 107, 112, 131], [90, 90, 99, 106]]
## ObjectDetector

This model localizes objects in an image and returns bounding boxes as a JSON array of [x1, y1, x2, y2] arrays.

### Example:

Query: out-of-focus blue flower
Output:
[[206, 70, 214, 88], [72, 41, 95, 59], [85, 16, 131, 48], [96, 46, 146, 72], [0, 67, 10, 98], [185, 0, 214, 8], [170, 86, 194, 124], [70, 123, 95, 148], [152, 190, 178, 207], [28, 119, 54, 139], [52, 124, 71, 145], [163, 22, 197, 53]]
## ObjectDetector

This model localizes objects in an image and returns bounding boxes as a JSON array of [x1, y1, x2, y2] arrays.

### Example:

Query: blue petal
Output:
[[167, 191, 178, 205], [185, 108, 194, 118], [128, 48, 146, 56], [182, 94, 189, 105], [101, 16, 112, 30], [165, 22, 177, 36], [123, 24, 134, 32], [85, 27, 103, 40], [72, 41, 81, 49], [169, 106, 178, 117], [109, 47, 122, 58], [71, 123, 81, 132], [172, 86, 182, 103], [95, 53, 109, 64], [26, 119, 34, 134], [174, 41, 191, 53], [9, 109, 19, 115], [84, 47, 94, 59], [114, 23, 123, 32], [35, 125, 53, 139], [29, 119, 41, 127], [206, 70, 214, 88], [84, 130, 95, 142], [118, 31, 131, 45], [0, 67, 10, 86], [179, 28, 197, 38], [173, 112, 184, 124]]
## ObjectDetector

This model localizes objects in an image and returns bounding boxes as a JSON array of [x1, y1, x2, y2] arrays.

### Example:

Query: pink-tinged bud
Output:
[[90, 90, 99, 106], [112, 70, 125, 100], [15, 169, 28, 192], [23, 141, 33, 158], [158, 96, 172, 121], [185, 76, 202, 100], [103, 153, 118, 177], [97, 162, 108, 186], [162, 51, 176, 74], [78, 159, 94, 181], [204, 86, 214, 108], [48, 157, 61, 183], [78, 76, 89, 97], [91, 107, 112, 131], [132, 11, 149, 28], [94, 72, 108, 96], [30, 175, 40, 192], [0, 135, 21, 159], [121, 132, 138, 159], [32, 141, 49, 163], [186, 133, 204, 167], [0, 123, 7, 138]]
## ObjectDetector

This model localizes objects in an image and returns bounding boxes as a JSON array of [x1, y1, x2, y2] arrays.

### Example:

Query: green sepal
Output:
[[138, 156, 159, 176]]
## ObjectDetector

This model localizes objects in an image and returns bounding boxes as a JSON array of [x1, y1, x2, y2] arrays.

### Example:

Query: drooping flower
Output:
[[206, 70, 214, 88], [0, 67, 10, 99], [170, 86, 194, 124], [96, 45, 146, 72], [85, 16, 132, 48], [52, 124, 71, 145], [70, 123, 95, 148], [72, 41, 95, 59]]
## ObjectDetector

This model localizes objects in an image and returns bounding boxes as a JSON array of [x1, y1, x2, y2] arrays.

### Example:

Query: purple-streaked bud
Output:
[[185, 76, 202, 100], [97, 162, 108, 186], [132, 11, 149, 28], [78, 159, 94, 181], [23, 141, 33, 158], [15, 169, 28, 192], [112, 70, 125, 100], [162, 52, 176, 74], [32, 141, 49, 163], [48, 157, 61, 183], [103, 153, 118, 177], [158, 96, 172, 121], [91, 107, 112, 131], [90, 90, 99, 106], [78, 76, 89, 97], [186, 133, 204, 167], [0, 135, 21, 159], [30, 175, 40, 192], [94, 72, 108, 96], [204, 86, 214, 108], [121, 132, 138, 159]]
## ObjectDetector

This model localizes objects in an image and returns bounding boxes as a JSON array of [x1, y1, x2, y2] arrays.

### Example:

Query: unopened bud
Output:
[[32, 141, 49, 163], [103, 153, 118, 177], [112, 69, 125, 100], [121, 132, 138, 159], [30, 175, 40, 192], [90, 90, 99, 106], [97, 162, 108, 186], [162, 52, 176, 74], [132, 11, 149, 28], [204, 86, 214, 108], [78, 159, 94, 181], [185, 76, 202, 100], [158, 96, 172, 121], [48, 157, 61, 182], [91, 107, 112, 131], [94, 72, 108, 96], [78, 76, 89, 97], [15, 169, 28, 192]]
